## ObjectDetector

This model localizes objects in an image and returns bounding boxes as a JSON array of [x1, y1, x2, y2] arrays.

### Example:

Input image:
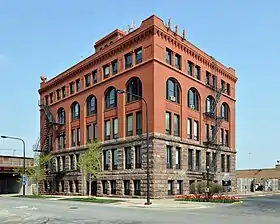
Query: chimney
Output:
[[183, 29, 186, 40], [175, 25, 179, 34], [168, 18, 171, 29]]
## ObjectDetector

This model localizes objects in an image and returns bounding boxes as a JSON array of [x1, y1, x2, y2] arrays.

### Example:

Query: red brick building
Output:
[[39, 15, 237, 198]]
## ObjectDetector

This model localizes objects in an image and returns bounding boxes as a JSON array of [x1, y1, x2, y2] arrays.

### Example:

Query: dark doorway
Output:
[[87, 181, 97, 196]]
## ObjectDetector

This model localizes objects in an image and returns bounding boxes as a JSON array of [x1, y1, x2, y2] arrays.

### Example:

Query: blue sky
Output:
[[0, 1, 279, 169]]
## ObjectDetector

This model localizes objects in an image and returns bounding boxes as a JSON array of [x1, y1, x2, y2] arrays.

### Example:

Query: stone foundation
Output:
[[41, 133, 237, 198]]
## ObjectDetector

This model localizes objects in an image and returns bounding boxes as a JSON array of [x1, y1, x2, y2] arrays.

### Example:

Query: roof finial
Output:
[[175, 25, 179, 34], [183, 28, 186, 39], [168, 18, 172, 29]]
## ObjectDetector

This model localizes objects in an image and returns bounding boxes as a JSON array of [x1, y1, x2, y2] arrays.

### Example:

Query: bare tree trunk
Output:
[[36, 182, 39, 196], [88, 175, 92, 197]]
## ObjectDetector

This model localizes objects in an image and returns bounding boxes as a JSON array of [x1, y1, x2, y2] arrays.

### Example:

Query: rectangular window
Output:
[[111, 180, 116, 194], [103, 150, 109, 170], [166, 48, 172, 65], [58, 134, 64, 150], [206, 152, 210, 168], [188, 149, 193, 170], [135, 47, 142, 64], [206, 71, 210, 85], [211, 125, 215, 141], [134, 180, 141, 196], [85, 74, 91, 87], [176, 147, 181, 169], [174, 114, 180, 137], [221, 154, 225, 172], [112, 149, 118, 170], [125, 53, 132, 69], [77, 128, 80, 146], [187, 118, 192, 139], [194, 120, 199, 140], [71, 129, 76, 147], [226, 83, 230, 95], [166, 146, 172, 169], [212, 152, 217, 172], [92, 70, 97, 84], [112, 60, 118, 74], [177, 180, 183, 195], [227, 155, 231, 172], [102, 180, 108, 194], [76, 79, 81, 92], [221, 80, 225, 91], [125, 147, 132, 169], [168, 180, 173, 195], [103, 64, 110, 79], [124, 180, 130, 195], [220, 128, 224, 145], [50, 93, 53, 104], [126, 114, 133, 136], [205, 124, 210, 141], [86, 124, 92, 143], [70, 82, 75, 94], [104, 120, 110, 140], [136, 111, 142, 135], [113, 118, 118, 139], [62, 86, 66, 98], [195, 150, 201, 171], [212, 75, 217, 88], [175, 54, 181, 70], [135, 145, 142, 169], [195, 65, 200, 80], [56, 89, 61, 101], [93, 123, 97, 140], [187, 61, 193, 75], [165, 112, 171, 135], [45, 95, 48, 105], [225, 130, 229, 147]]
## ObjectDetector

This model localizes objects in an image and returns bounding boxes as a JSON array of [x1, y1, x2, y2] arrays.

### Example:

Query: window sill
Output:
[[86, 112, 97, 117], [104, 107, 117, 112], [165, 99, 180, 105], [126, 99, 141, 105]]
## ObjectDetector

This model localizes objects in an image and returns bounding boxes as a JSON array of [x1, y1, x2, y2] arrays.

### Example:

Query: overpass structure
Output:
[[0, 155, 33, 194]]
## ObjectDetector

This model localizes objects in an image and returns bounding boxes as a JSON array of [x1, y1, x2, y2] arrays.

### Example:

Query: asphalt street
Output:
[[0, 195, 279, 223]]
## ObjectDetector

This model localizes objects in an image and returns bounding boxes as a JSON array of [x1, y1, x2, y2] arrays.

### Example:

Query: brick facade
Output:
[[39, 15, 237, 198]]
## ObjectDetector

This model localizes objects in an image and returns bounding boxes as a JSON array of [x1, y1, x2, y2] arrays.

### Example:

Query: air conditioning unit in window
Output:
[[170, 96, 176, 102], [190, 104, 195, 109]]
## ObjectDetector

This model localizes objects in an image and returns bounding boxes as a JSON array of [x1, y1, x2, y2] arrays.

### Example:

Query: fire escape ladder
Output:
[[204, 57, 225, 177], [42, 104, 57, 124]]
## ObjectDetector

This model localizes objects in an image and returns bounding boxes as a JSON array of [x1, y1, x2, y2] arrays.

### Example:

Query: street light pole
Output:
[[1, 135, 26, 196], [116, 89, 151, 205]]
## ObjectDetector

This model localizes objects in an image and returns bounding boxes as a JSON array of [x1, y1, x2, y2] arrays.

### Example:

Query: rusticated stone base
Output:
[[41, 133, 237, 198]]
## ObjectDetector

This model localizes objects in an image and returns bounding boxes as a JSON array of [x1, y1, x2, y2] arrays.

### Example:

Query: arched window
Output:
[[206, 96, 215, 113], [166, 78, 180, 104], [71, 102, 80, 120], [221, 103, 230, 121], [105, 87, 117, 109], [126, 77, 142, 103], [86, 95, 97, 116], [187, 88, 200, 111]]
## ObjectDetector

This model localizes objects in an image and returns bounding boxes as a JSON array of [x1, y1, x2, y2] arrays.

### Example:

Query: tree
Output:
[[14, 152, 52, 195], [78, 141, 102, 197]]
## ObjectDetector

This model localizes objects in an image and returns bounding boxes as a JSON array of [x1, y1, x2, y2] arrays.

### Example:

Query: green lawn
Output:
[[61, 197, 123, 204], [12, 195, 55, 199]]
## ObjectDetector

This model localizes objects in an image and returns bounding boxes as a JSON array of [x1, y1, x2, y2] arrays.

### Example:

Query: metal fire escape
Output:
[[38, 101, 66, 192], [203, 57, 225, 180]]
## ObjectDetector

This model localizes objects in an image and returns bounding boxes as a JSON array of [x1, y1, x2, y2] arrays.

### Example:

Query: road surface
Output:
[[0, 195, 279, 223]]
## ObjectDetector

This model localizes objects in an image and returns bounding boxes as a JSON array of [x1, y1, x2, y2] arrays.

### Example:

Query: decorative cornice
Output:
[[39, 27, 154, 93], [154, 25, 237, 83]]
